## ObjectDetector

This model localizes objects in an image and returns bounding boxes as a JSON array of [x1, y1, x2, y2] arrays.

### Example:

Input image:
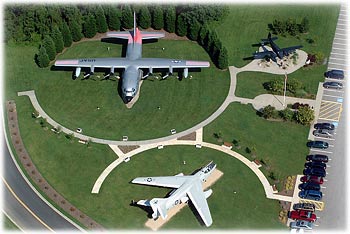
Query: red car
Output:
[[300, 175, 324, 184], [289, 210, 317, 222]]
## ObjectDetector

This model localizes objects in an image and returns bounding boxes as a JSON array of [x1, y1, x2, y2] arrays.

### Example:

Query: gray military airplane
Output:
[[55, 13, 210, 103], [252, 32, 303, 63], [132, 161, 217, 227]]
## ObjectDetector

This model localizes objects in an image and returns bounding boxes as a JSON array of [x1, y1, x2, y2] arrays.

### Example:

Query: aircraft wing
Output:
[[252, 51, 275, 59], [187, 181, 213, 227], [132, 176, 190, 189], [136, 58, 210, 69], [54, 58, 129, 69], [281, 45, 303, 54]]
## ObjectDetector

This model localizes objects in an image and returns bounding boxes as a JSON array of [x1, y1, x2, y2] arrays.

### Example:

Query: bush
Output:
[[279, 108, 294, 121], [295, 106, 314, 125], [261, 105, 276, 119], [287, 79, 303, 94]]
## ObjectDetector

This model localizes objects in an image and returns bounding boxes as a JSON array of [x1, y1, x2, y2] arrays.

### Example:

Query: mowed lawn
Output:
[[5, 40, 229, 141], [204, 103, 309, 182], [235, 64, 327, 99], [17, 109, 284, 230], [210, 5, 339, 67]]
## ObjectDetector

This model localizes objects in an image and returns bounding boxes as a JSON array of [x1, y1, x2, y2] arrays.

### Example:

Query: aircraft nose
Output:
[[125, 96, 133, 103]]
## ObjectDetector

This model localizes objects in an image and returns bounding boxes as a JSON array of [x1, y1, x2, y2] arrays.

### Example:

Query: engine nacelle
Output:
[[90, 66, 95, 75], [184, 68, 188, 78], [149, 67, 153, 74], [204, 189, 213, 199], [110, 67, 115, 75], [75, 67, 81, 77], [169, 66, 173, 74]]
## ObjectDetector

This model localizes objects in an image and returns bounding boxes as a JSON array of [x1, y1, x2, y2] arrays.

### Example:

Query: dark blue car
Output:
[[305, 161, 327, 170], [307, 141, 329, 149], [298, 182, 321, 191], [324, 69, 344, 79], [306, 154, 329, 163], [303, 167, 326, 177], [299, 190, 323, 201]]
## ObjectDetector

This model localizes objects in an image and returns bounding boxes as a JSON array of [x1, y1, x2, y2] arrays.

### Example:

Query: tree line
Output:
[[5, 4, 229, 69]]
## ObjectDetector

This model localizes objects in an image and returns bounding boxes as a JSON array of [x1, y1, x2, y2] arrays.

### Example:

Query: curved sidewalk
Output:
[[92, 140, 292, 202]]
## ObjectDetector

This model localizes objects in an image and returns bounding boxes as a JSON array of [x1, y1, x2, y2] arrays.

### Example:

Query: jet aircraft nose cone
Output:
[[125, 96, 133, 103]]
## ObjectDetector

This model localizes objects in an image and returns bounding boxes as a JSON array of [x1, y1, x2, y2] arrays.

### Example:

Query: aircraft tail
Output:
[[137, 198, 168, 220]]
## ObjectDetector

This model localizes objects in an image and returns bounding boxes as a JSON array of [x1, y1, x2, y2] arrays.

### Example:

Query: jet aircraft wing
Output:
[[187, 181, 213, 227], [54, 58, 129, 69], [281, 45, 303, 54], [132, 175, 190, 189]]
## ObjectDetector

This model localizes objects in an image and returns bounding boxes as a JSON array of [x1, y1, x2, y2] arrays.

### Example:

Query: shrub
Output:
[[295, 106, 314, 125], [261, 105, 276, 119]]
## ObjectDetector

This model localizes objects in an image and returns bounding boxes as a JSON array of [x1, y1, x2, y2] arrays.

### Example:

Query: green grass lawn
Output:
[[3, 215, 20, 230], [235, 64, 327, 99], [210, 5, 339, 67], [6, 40, 229, 141], [204, 103, 309, 185], [17, 109, 284, 230]]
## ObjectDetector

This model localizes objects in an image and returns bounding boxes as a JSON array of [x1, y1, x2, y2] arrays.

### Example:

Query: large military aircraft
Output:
[[252, 32, 303, 63], [54, 13, 210, 103], [132, 161, 217, 227]]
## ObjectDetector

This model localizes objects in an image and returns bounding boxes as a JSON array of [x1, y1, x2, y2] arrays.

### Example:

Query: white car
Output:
[[290, 220, 313, 230]]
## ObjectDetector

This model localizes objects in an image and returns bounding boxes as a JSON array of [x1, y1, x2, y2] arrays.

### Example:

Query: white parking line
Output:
[[310, 149, 333, 154], [328, 145, 334, 148], [321, 186, 326, 189], [328, 61, 346, 66], [332, 42, 346, 46], [335, 32, 347, 36], [328, 67, 347, 72], [337, 22, 347, 26], [323, 93, 344, 98], [314, 136, 335, 141], [329, 58, 347, 63], [330, 52, 346, 56]]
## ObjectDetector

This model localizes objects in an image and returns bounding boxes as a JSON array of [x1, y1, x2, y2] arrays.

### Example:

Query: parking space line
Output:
[[332, 42, 346, 46], [330, 52, 346, 56], [328, 61, 346, 66], [310, 149, 333, 154], [314, 136, 334, 141], [329, 57, 346, 62]]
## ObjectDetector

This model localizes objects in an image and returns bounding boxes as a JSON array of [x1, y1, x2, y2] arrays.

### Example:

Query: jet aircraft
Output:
[[54, 13, 210, 103], [132, 161, 217, 227], [252, 32, 303, 63]]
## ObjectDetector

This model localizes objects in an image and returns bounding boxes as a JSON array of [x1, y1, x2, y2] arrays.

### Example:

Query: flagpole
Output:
[[283, 72, 287, 107]]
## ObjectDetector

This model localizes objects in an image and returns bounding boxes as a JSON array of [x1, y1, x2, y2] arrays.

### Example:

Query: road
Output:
[[2, 139, 82, 231]]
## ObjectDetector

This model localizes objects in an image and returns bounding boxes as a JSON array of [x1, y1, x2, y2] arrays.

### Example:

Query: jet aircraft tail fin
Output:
[[137, 198, 168, 220]]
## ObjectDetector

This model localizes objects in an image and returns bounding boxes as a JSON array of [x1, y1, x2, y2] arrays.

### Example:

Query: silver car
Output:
[[290, 220, 313, 230], [313, 129, 333, 138]]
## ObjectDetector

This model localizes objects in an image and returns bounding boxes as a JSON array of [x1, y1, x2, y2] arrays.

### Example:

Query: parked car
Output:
[[289, 209, 317, 222], [314, 122, 335, 131], [293, 203, 316, 212], [303, 167, 326, 177], [307, 141, 329, 149], [324, 69, 344, 79], [290, 220, 313, 230], [300, 175, 324, 184], [306, 154, 329, 163], [299, 189, 323, 201], [313, 129, 333, 138], [305, 161, 327, 170], [298, 182, 321, 191], [323, 81, 343, 89]]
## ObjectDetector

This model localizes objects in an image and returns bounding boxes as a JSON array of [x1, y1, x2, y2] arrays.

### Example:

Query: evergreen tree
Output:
[[34, 6, 50, 36], [198, 24, 209, 46], [151, 6, 164, 30], [187, 19, 200, 41], [95, 6, 108, 33], [37, 46, 50, 68], [138, 6, 151, 29], [164, 6, 176, 33], [47, 5, 63, 27], [61, 21, 73, 47], [107, 6, 121, 30], [217, 45, 228, 69], [176, 13, 187, 37], [69, 20, 83, 42], [51, 27, 64, 53], [22, 6, 36, 41], [299, 17, 309, 33], [122, 5, 133, 29], [83, 14, 97, 38], [42, 35, 56, 61]]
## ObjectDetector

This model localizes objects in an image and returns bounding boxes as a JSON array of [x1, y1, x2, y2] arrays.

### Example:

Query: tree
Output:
[[286, 18, 298, 36], [95, 6, 108, 33], [279, 108, 294, 121], [295, 106, 314, 125], [315, 51, 325, 65], [42, 35, 56, 60], [299, 17, 309, 33], [261, 105, 276, 119], [217, 45, 229, 70], [151, 6, 164, 30], [106, 6, 121, 30], [122, 5, 133, 29], [34, 6, 50, 36], [37, 46, 50, 68], [138, 7, 151, 29], [287, 79, 303, 94], [61, 21, 73, 47], [176, 13, 187, 37], [266, 79, 284, 94], [164, 6, 176, 33], [198, 24, 209, 46], [187, 19, 200, 41], [83, 14, 97, 38], [51, 27, 64, 53], [69, 20, 83, 42]]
